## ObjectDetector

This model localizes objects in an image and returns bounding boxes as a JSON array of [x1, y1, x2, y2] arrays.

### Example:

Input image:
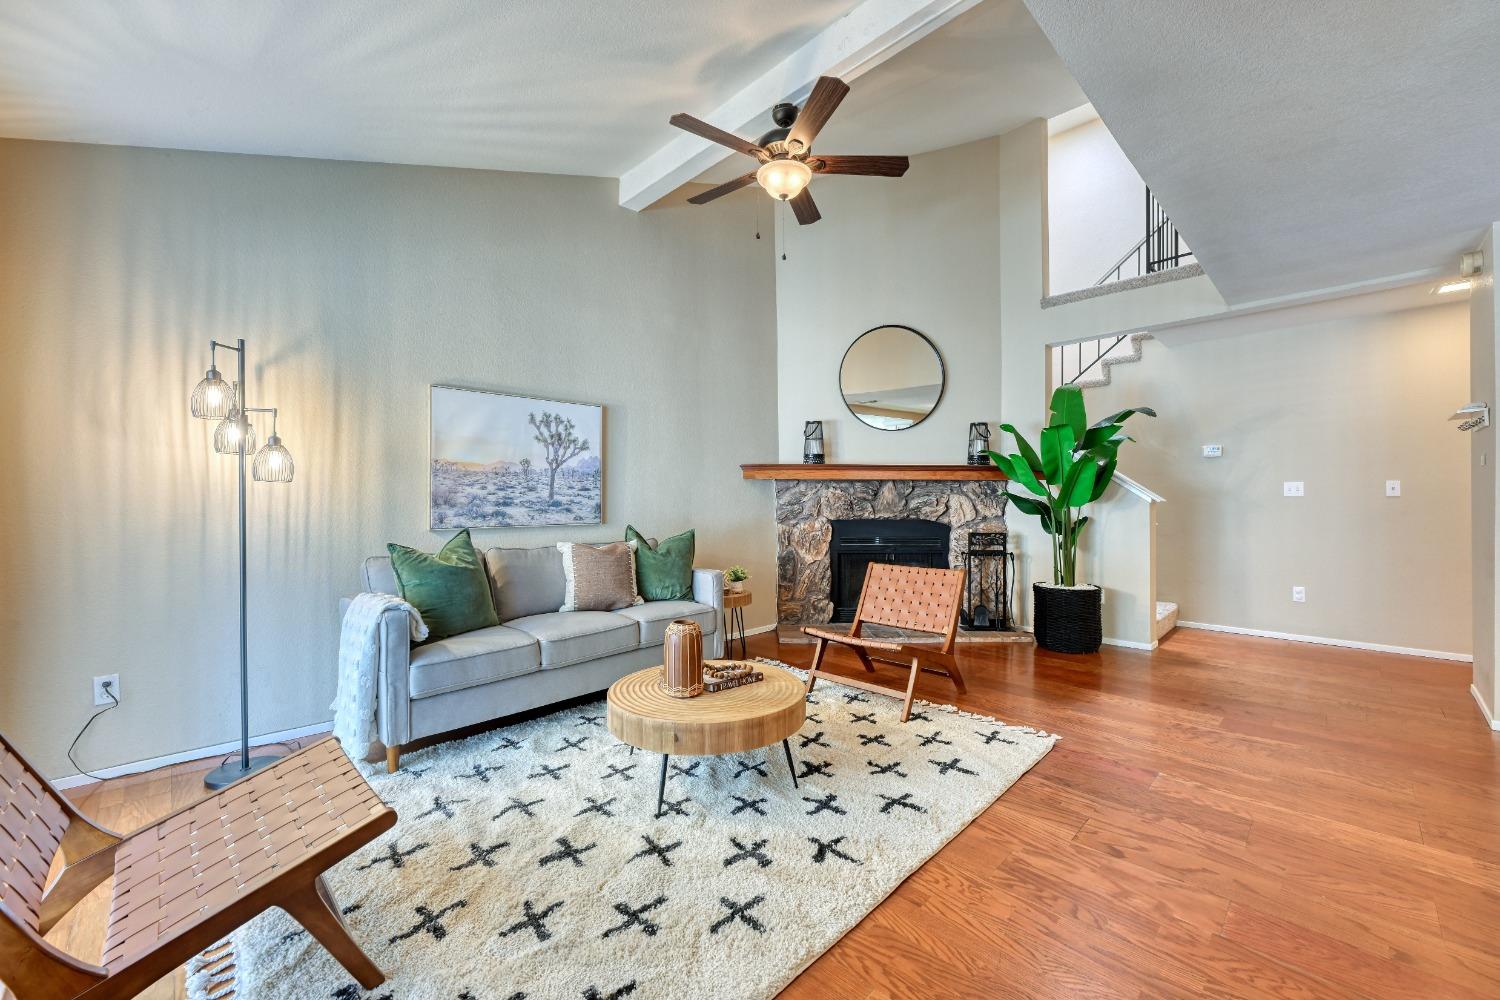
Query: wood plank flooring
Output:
[[25, 628, 1500, 1000]]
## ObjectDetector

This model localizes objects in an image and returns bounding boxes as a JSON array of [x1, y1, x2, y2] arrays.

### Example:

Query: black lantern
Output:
[[962, 531, 1012, 631], [803, 420, 825, 464], [968, 422, 991, 465]]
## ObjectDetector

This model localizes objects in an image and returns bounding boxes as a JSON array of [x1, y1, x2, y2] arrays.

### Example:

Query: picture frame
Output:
[[429, 385, 603, 528]]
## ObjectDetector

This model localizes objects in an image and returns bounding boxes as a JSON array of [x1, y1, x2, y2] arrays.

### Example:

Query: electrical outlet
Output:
[[1291, 586, 1306, 603], [1283, 481, 1305, 497], [1202, 444, 1223, 458], [1386, 480, 1401, 497], [93, 674, 120, 707]]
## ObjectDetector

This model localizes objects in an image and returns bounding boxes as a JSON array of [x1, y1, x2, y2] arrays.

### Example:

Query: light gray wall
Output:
[[775, 138, 1002, 463], [1471, 224, 1498, 718], [1047, 116, 1148, 295], [0, 138, 778, 777], [1090, 299, 1472, 656]]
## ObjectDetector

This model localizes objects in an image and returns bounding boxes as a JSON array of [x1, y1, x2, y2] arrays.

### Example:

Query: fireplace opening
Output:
[[828, 519, 950, 623]]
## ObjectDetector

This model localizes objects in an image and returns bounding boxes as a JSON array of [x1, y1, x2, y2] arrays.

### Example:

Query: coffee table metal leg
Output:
[[656, 753, 669, 817], [782, 738, 798, 789]]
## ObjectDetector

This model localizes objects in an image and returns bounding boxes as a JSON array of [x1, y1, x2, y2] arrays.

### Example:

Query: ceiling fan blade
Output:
[[669, 113, 764, 158], [812, 155, 910, 177], [789, 188, 821, 226], [786, 76, 850, 152], [688, 171, 760, 205]]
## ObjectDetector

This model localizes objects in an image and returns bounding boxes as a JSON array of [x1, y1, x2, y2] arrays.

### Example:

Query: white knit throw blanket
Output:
[[333, 592, 428, 768]]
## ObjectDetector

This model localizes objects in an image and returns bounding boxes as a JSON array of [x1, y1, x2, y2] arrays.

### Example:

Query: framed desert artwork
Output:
[[430, 385, 603, 528]]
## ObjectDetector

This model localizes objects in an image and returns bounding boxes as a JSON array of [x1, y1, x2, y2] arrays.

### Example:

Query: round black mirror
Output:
[[839, 325, 945, 430]]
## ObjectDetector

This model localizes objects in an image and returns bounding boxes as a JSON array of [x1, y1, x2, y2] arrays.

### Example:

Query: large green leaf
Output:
[[1039, 425, 1069, 481], [1089, 406, 1156, 429], [1066, 460, 1100, 507], [989, 451, 1047, 497], [1049, 385, 1088, 438], [1089, 455, 1118, 502], [1004, 491, 1053, 534], [998, 423, 1044, 476], [1079, 422, 1129, 452]]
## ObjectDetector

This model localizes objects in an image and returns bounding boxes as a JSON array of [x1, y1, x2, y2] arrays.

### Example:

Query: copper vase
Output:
[[662, 618, 704, 697]]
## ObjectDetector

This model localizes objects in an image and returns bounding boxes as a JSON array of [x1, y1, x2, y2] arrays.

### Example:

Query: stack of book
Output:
[[703, 662, 763, 693]]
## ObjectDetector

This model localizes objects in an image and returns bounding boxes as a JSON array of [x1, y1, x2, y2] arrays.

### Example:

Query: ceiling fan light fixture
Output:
[[757, 158, 812, 201]]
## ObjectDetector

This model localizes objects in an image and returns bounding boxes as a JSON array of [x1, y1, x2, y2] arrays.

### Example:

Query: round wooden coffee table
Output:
[[607, 661, 806, 816]]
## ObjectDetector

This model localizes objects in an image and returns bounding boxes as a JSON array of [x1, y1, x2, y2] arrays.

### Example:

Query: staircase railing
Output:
[[1054, 334, 1131, 386], [1094, 187, 1195, 286]]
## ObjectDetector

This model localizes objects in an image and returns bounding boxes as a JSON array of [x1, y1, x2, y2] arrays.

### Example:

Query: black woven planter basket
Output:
[[1032, 583, 1103, 654]]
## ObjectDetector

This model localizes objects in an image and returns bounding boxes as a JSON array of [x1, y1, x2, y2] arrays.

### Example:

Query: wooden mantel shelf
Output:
[[740, 463, 1008, 482]]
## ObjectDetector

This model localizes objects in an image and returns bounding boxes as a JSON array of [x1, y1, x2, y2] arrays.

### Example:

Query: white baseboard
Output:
[[744, 624, 779, 637], [1100, 637, 1158, 650], [52, 721, 333, 790], [1176, 621, 1472, 662], [1472, 685, 1500, 731]]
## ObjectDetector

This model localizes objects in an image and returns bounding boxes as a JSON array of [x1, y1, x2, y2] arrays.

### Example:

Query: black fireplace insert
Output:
[[828, 518, 950, 623]]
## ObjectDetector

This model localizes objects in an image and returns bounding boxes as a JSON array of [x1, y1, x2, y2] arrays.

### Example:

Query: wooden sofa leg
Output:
[[283, 876, 385, 990], [386, 745, 401, 773]]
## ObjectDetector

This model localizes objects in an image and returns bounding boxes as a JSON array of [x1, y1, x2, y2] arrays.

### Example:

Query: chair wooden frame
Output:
[[1, 735, 396, 1000], [802, 562, 968, 722]]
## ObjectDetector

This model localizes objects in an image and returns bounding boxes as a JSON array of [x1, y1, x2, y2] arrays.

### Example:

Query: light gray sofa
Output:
[[350, 543, 724, 771]]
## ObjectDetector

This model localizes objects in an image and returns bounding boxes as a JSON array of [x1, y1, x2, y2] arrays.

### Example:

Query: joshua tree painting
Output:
[[430, 386, 603, 528]]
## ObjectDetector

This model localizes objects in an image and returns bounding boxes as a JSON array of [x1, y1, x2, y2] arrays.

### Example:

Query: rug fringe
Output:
[[186, 938, 238, 1000], [754, 657, 1059, 740]]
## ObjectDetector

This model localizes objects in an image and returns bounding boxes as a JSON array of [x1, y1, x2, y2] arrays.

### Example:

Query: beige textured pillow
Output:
[[556, 541, 643, 612]]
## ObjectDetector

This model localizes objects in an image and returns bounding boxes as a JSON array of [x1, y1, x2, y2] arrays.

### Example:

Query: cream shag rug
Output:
[[188, 661, 1056, 1000]]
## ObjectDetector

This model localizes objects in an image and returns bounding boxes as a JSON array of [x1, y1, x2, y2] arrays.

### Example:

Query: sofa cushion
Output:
[[362, 556, 399, 595], [408, 624, 541, 699], [615, 601, 719, 646], [388, 530, 499, 642], [557, 541, 643, 612], [626, 525, 695, 601], [503, 611, 639, 669], [484, 545, 566, 621]]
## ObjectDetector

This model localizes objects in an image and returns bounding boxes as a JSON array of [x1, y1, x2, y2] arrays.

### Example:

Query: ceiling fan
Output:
[[670, 75, 909, 225]]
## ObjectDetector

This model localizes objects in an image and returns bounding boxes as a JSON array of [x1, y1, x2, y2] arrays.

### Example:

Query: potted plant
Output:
[[725, 565, 749, 593], [987, 385, 1154, 653]]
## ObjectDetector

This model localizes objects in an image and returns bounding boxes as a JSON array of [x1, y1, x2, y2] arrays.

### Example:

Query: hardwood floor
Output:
[[30, 629, 1500, 1000]]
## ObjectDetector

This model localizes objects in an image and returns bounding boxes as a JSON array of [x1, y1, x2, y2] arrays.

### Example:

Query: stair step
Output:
[[1154, 600, 1179, 641]]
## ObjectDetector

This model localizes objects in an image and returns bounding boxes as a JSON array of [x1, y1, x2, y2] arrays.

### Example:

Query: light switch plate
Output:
[[1291, 586, 1306, 603], [1386, 480, 1401, 496], [1283, 481, 1305, 497], [1202, 444, 1223, 458]]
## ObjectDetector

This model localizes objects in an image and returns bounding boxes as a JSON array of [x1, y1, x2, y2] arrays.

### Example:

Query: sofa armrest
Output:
[[340, 595, 415, 750], [376, 607, 415, 748], [693, 568, 726, 658]]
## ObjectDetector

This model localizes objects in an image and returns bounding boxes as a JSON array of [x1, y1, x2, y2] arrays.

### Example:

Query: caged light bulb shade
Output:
[[213, 413, 256, 456], [189, 367, 234, 420], [252, 434, 294, 483], [756, 158, 812, 201]]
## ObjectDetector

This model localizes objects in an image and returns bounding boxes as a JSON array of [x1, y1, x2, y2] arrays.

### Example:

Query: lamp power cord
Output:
[[67, 679, 119, 782]]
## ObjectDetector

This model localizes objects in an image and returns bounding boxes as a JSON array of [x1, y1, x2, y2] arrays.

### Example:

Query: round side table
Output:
[[722, 589, 751, 658], [606, 662, 804, 816]]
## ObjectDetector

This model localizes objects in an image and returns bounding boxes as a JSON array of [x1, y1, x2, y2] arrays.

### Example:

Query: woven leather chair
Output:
[[1, 735, 396, 1000], [802, 562, 968, 722]]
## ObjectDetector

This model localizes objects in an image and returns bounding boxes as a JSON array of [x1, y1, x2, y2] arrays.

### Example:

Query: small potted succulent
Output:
[[724, 565, 750, 593], [987, 385, 1154, 654]]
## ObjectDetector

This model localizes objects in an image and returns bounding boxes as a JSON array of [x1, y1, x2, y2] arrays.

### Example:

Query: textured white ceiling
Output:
[[1024, 0, 1500, 304], [0, 0, 865, 177], [695, 0, 1085, 184]]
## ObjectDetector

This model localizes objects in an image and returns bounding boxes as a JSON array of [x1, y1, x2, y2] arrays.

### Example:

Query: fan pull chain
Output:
[[754, 195, 763, 241], [778, 200, 787, 262]]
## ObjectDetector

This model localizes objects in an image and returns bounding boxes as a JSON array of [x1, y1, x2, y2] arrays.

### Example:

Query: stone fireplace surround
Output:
[[772, 477, 1008, 636]]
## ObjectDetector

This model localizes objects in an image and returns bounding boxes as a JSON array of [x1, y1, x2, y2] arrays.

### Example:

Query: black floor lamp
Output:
[[189, 339, 297, 789]]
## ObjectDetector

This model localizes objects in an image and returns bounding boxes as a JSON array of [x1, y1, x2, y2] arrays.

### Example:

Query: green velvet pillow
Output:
[[625, 525, 695, 602], [387, 529, 499, 642]]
